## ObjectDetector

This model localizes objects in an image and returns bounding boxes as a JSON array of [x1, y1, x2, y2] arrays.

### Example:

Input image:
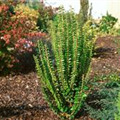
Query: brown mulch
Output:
[[90, 36, 120, 77], [0, 36, 120, 120]]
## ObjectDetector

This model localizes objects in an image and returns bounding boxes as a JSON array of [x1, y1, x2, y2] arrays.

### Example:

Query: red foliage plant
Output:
[[0, 1, 46, 71]]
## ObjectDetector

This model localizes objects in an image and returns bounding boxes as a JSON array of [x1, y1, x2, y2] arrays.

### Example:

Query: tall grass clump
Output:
[[34, 10, 94, 119]]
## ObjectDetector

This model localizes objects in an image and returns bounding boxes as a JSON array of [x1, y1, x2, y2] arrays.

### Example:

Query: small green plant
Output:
[[99, 13, 118, 34], [34, 10, 94, 119], [115, 90, 120, 120]]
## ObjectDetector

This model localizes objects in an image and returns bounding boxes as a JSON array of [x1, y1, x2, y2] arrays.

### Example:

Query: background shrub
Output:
[[98, 13, 118, 34], [0, 1, 46, 73], [27, 0, 59, 32], [14, 3, 39, 31], [37, 2, 58, 32]]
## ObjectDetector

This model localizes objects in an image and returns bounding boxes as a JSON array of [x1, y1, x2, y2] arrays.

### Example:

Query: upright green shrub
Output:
[[34, 11, 94, 119]]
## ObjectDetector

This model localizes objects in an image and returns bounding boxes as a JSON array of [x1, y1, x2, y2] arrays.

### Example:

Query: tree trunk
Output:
[[78, 0, 89, 25]]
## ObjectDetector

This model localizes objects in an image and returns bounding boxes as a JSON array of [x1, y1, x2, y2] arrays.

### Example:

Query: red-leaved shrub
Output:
[[0, 1, 46, 72]]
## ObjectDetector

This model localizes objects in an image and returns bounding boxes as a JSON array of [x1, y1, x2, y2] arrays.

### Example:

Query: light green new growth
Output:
[[34, 10, 94, 120]]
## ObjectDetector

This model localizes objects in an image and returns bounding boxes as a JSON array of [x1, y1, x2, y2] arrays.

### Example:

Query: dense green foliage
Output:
[[86, 81, 119, 120], [34, 10, 94, 119], [85, 74, 120, 120], [99, 13, 118, 34], [115, 90, 120, 120], [83, 13, 119, 37]]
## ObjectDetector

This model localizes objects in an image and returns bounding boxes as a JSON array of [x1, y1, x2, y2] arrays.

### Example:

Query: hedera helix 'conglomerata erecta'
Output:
[[34, 10, 94, 120]]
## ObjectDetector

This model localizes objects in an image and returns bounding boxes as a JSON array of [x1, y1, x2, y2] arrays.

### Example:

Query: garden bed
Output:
[[0, 36, 120, 120]]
